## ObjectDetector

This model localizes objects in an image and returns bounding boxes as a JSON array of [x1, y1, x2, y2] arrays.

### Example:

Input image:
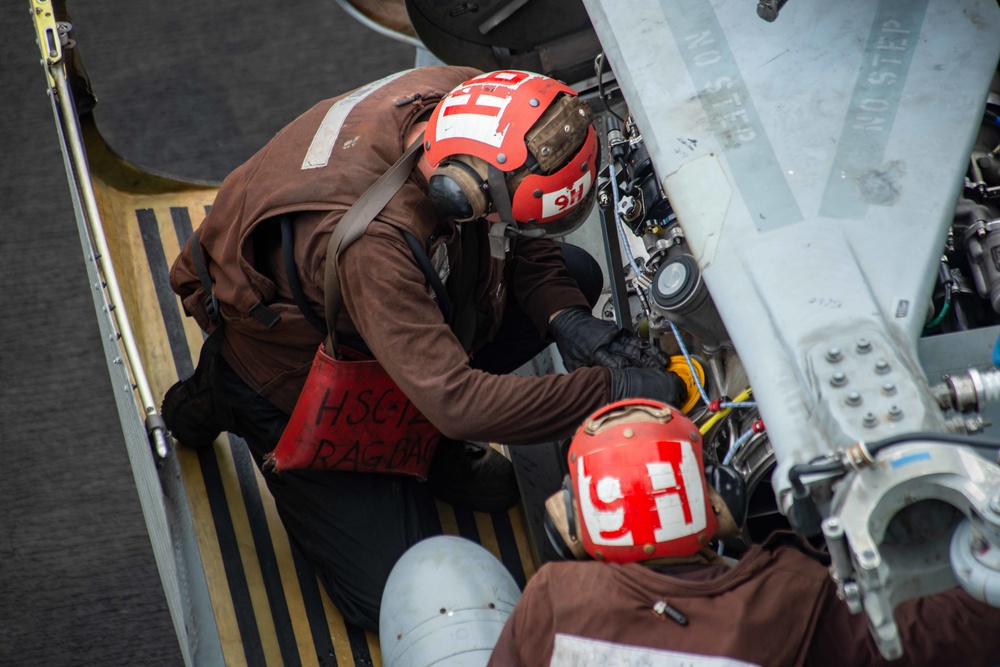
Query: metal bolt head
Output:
[[978, 227, 988, 238], [496, 153, 507, 164], [830, 371, 848, 387], [882, 382, 897, 396], [888, 405, 903, 421], [856, 338, 872, 353], [826, 347, 843, 362], [623, 428, 635, 438], [846, 391, 863, 406], [875, 359, 890, 374], [529, 98, 539, 107], [863, 412, 878, 428], [540, 147, 551, 157], [563, 124, 572, 133]]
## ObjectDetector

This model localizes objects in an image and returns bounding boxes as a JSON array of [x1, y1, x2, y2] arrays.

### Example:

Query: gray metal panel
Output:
[[584, 0, 1000, 493]]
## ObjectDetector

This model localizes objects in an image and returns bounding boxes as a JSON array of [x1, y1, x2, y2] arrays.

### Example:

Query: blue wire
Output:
[[668, 321, 710, 405], [608, 160, 642, 278], [719, 401, 758, 410], [723, 427, 756, 466]]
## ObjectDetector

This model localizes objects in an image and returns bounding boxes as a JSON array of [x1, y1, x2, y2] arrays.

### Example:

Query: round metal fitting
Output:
[[581, 161, 588, 172], [882, 382, 897, 396], [860, 549, 879, 568], [875, 359, 890, 374], [846, 391, 863, 406], [529, 98, 539, 107], [888, 405, 903, 421], [533, 189, 543, 198], [856, 338, 872, 354], [826, 347, 843, 362], [822, 516, 843, 538], [623, 428, 635, 438], [496, 153, 507, 164], [990, 492, 1000, 515], [863, 412, 878, 428], [540, 147, 551, 157], [424, 141, 431, 150], [830, 371, 848, 387], [563, 124, 572, 133]]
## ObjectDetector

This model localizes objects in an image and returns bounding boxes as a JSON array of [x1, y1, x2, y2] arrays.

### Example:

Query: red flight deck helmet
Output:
[[424, 70, 599, 238], [567, 399, 719, 564]]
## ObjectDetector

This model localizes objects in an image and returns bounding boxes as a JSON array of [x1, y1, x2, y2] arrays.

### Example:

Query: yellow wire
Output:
[[698, 387, 753, 435]]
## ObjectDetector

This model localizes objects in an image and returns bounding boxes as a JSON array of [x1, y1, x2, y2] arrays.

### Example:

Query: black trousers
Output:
[[213, 243, 602, 631]]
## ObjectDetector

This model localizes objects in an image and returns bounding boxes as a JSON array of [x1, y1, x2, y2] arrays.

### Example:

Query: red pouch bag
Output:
[[263, 344, 440, 479], [262, 137, 444, 479]]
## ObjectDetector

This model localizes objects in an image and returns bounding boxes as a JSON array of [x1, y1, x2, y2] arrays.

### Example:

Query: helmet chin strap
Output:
[[486, 164, 517, 260]]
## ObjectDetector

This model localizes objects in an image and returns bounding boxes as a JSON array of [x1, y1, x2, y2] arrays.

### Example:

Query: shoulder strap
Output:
[[280, 215, 329, 336], [399, 228, 453, 324], [323, 134, 424, 356], [189, 229, 221, 326]]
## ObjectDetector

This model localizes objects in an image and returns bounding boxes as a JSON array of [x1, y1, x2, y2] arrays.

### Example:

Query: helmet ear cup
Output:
[[543, 476, 588, 560], [428, 158, 490, 223]]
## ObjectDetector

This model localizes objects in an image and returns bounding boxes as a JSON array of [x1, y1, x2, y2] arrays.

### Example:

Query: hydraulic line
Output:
[[789, 431, 1000, 495], [666, 321, 709, 407], [699, 387, 753, 435], [723, 419, 766, 466]]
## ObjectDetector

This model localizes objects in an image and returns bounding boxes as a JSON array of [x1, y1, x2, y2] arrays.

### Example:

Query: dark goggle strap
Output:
[[487, 164, 517, 260]]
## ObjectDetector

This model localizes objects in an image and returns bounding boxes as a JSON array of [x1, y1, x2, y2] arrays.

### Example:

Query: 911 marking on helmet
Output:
[[543, 171, 593, 218], [577, 439, 708, 547]]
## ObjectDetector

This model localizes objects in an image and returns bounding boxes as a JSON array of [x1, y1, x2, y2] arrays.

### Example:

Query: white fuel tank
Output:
[[379, 535, 522, 667]]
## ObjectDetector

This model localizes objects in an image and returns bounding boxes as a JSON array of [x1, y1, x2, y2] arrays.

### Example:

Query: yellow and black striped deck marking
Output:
[[88, 164, 537, 665]]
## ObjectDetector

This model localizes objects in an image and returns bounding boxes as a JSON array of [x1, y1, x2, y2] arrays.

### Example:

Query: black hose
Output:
[[788, 460, 845, 496], [786, 431, 1000, 537], [868, 431, 1000, 456], [789, 432, 1000, 495]]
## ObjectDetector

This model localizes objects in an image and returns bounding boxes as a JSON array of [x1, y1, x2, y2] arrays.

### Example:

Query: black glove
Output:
[[549, 306, 669, 372], [608, 367, 687, 407]]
